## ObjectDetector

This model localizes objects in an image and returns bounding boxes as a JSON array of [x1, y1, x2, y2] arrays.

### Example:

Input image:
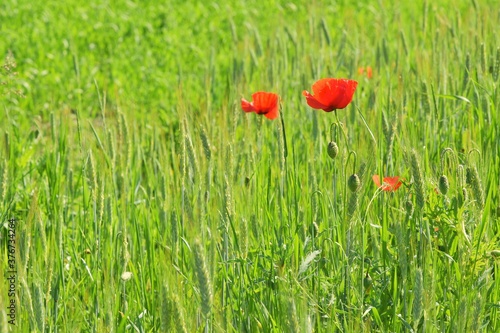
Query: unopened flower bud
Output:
[[327, 141, 339, 159], [348, 174, 361, 192]]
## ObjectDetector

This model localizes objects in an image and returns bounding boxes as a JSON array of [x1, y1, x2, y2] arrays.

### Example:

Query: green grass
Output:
[[1, 0, 499, 332]]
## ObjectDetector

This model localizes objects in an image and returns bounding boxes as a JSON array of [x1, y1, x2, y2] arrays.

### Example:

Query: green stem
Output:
[[280, 111, 288, 160], [334, 110, 350, 152]]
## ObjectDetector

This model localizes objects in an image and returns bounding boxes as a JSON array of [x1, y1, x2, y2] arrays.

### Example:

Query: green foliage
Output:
[[1, 0, 499, 332]]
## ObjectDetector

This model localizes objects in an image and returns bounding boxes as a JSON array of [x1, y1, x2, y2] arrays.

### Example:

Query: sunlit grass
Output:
[[1, 0, 499, 332]]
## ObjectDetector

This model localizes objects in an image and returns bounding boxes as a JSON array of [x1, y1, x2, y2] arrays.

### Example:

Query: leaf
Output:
[[436, 94, 471, 103]]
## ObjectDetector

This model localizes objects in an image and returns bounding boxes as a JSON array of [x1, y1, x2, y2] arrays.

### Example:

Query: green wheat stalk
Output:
[[412, 268, 423, 329]]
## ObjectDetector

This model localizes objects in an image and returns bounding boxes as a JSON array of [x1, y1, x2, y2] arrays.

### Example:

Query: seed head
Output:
[[465, 166, 484, 211], [193, 240, 213, 318], [466, 167, 473, 184], [438, 175, 449, 195], [410, 149, 425, 210], [309, 221, 319, 237]]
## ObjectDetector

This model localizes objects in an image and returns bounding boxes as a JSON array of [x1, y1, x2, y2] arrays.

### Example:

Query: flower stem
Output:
[[280, 111, 288, 160], [334, 110, 350, 152]]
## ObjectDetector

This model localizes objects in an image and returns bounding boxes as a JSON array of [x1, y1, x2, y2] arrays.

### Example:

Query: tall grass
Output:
[[1, 0, 499, 331]]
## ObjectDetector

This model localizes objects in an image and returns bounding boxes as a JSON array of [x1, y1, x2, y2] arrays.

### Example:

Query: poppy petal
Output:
[[323, 80, 348, 109], [252, 92, 278, 113], [311, 78, 331, 97], [242, 92, 279, 119], [310, 78, 357, 110], [383, 176, 402, 191], [335, 80, 358, 109], [366, 66, 373, 79], [311, 79, 337, 106], [263, 105, 279, 119], [373, 175, 403, 192], [241, 98, 256, 113], [302, 90, 330, 110], [372, 175, 382, 188]]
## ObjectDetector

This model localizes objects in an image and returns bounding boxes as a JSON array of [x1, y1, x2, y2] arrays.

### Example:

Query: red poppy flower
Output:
[[366, 66, 373, 79], [372, 175, 403, 192], [358, 66, 373, 79], [302, 78, 358, 112], [241, 91, 279, 120]]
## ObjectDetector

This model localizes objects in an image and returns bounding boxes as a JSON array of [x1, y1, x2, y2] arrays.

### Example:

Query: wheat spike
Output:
[[160, 286, 172, 333], [480, 43, 487, 73], [463, 53, 471, 89], [493, 47, 500, 81], [466, 166, 484, 211], [33, 283, 45, 332], [240, 218, 249, 259], [470, 292, 482, 332], [395, 223, 408, 280], [199, 126, 212, 161], [193, 240, 213, 318], [421, 82, 431, 114], [288, 298, 301, 333], [1, 159, 8, 202], [410, 150, 425, 211], [413, 268, 423, 328], [347, 192, 359, 222], [184, 133, 198, 179], [172, 294, 188, 333]]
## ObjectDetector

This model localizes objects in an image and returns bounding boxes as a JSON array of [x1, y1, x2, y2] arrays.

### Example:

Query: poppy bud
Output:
[[348, 174, 361, 192], [327, 141, 339, 159], [438, 175, 449, 195]]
